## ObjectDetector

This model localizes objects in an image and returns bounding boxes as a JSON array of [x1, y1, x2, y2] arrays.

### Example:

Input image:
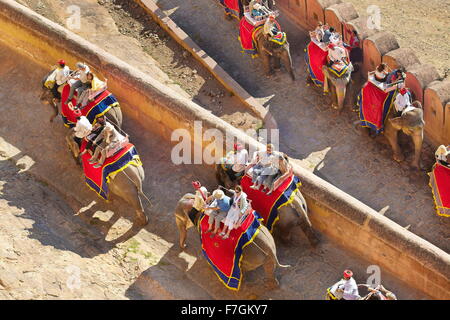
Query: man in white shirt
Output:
[[394, 87, 412, 115], [327, 269, 361, 300], [247, 143, 278, 190], [51, 59, 70, 100], [65, 62, 91, 107], [327, 43, 347, 67], [263, 14, 279, 37]]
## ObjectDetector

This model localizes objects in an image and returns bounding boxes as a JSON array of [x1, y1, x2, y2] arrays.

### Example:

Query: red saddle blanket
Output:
[[220, 0, 241, 18], [241, 174, 302, 231], [239, 17, 262, 55], [357, 81, 397, 134], [60, 84, 118, 127], [429, 162, 450, 217], [198, 210, 262, 290], [80, 140, 142, 200], [305, 41, 328, 86]]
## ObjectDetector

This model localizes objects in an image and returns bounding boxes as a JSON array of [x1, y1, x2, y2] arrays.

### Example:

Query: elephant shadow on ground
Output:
[[124, 233, 285, 300], [0, 157, 119, 259]]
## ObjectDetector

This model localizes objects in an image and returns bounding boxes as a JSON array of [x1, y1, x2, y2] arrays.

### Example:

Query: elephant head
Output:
[[385, 101, 425, 169], [256, 32, 295, 81], [322, 62, 353, 112]]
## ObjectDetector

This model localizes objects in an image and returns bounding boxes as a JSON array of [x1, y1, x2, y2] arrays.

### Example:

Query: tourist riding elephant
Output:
[[322, 62, 354, 112], [39, 72, 123, 128], [241, 0, 276, 10], [175, 193, 289, 288], [65, 128, 148, 226], [384, 101, 425, 169], [254, 30, 295, 81], [215, 164, 318, 246]]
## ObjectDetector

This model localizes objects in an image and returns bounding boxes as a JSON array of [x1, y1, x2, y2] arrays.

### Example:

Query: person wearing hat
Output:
[[224, 143, 249, 181], [51, 59, 70, 100], [247, 143, 278, 190], [322, 27, 335, 44], [327, 43, 347, 68], [219, 185, 249, 240], [263, 13, 279, 38], [65, 62, 91, 108], [205, 189, 231, 238], [188, 182, 210, 223], [327, 269, 361, 300], [250, 0, 271, 17], [435, 145, 450, 167], [394, 87, 413, 116]]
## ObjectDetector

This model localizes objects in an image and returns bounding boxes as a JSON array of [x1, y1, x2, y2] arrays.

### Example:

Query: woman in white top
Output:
[[219, 185, 249, 240]]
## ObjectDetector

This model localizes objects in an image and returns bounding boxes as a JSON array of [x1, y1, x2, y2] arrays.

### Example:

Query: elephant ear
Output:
[[389, 117, 404, 130]]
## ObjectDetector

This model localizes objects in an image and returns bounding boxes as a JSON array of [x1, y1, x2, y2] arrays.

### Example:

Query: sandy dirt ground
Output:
[[0, 38, 428, 299], [344, 0, 449, 78]]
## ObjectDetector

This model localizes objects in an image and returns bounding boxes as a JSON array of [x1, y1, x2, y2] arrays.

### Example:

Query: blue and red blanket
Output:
[[60, 84, 119, 127], [429, 162, 450, 217], [241, 174, 302, 232], [239, 17, 262, 56], [357, 81, 397, 134], [80, 140, 142, 200], [305, 41, 328, 86], [219, 0, 241, 19], [198, 210, 262, 290]]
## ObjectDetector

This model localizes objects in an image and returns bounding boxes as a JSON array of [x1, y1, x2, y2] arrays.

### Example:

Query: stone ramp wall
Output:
[[0, 0, 449, 299]]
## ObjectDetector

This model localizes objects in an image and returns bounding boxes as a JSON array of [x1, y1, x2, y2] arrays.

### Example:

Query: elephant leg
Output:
[[259, 49, 273, 77], [281, 48, 295, 81], [273, 56, 281, 70], [384, 123, 404, 162], [50, 100, 59, 123], [176, 215, 188, 249], [411, 130, 424, 169], [292, 194, 319, 247], [263, 259, 279, 289]]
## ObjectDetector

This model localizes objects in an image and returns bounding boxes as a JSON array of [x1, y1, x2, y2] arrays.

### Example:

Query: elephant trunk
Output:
[[281, 44, 295, 81], [336, 84, 346, 112]]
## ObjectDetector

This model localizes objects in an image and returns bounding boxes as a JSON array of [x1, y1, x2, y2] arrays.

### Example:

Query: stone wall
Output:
[[0, 0, 449, 299]]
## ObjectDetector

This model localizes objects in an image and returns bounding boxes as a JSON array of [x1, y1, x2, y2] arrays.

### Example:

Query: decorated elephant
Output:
[[66, 128, 149, 226], [384, 101, 424, 169], [357, 81, 425, 169], [175, 193, 289, 289], [254, 29, 296, 81], [215, 163, 318, 246], [40, 71, 123, 128], [322, 62, 354, 112]]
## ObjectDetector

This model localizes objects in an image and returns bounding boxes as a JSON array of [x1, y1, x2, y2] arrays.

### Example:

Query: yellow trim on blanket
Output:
[[199, 214, 263, 291]]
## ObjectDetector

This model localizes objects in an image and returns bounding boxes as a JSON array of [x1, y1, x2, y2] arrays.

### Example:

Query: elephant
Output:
[[354, 99, 425, 170], [174, 193, 289, 289], [39, 71, 123, 128], [322, 62, 354, 112], [254, 30, 296, 81], [215, 163, 318, 246], [384, 100, 425, 169], [65, 128, 149, 226]]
